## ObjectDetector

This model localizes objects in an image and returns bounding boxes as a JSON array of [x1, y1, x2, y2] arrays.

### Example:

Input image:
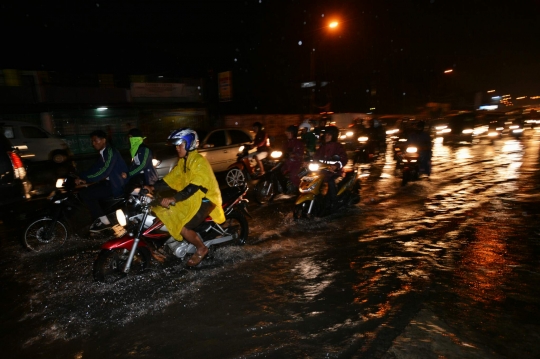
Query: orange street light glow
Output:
[[444, 69, 453, 73], [487, 89, 495, 93], [329, 21, 339, 28]]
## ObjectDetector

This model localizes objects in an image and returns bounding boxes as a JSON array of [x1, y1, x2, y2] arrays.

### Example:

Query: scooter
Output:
[[253, 150, 297, 204], [293, 159, 360, 220], [92, 184, 250, 282], [23, 175, 137, 252]]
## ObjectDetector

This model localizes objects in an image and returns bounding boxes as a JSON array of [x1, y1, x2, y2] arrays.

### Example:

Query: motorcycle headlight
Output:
[[152, 158, 161, 167], [406, 147, 418, 153], [271, 150, 282, 158], [308, 163, 320, 171], [346, 131, 354, 137], [116, 209, 127, 227], [238, 145, 245, 152], [357, 136, 369, 142], [56, 178, 66, 188]]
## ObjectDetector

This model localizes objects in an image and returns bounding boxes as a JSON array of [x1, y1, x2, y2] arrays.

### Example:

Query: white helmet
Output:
[[299, 121, 311, 131], [167, 128, 199, 151]]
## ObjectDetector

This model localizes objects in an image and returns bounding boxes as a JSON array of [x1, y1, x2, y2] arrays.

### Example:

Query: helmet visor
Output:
[[167, 138, 187, 147]]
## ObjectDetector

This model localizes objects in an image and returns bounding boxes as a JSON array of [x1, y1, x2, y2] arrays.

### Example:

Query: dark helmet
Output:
[[128, 128, 143, 137], [323, 125, 339, 142], [167, 127, 199, 151], [252, 121, 263, 131], [285, 125, 299, 137]]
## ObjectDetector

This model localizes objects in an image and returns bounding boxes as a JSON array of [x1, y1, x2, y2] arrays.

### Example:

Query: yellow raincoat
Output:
[[153, 150, 225, 240]]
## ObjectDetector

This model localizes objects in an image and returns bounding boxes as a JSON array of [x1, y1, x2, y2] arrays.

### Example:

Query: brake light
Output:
[[8, 151, 26, 179]]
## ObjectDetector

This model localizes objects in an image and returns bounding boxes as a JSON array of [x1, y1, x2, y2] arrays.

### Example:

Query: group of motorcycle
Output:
[[21, 140, 361, 283], [223, 143, 361, 219]]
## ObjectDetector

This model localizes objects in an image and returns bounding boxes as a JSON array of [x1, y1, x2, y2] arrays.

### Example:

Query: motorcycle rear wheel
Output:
[[222, 210, 249, 245], [23, 218, 68, 252], [254, 178, 276, 204], [93, 248, 151, 283], [225, 168, 247, 187]]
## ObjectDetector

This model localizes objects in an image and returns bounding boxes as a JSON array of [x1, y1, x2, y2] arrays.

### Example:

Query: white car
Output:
[[153, 128, 253, 178], [1, 121, 72, 163]]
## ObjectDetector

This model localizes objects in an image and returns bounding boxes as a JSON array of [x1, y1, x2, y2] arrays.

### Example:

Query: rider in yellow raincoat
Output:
[[148, 128, 225, 267]]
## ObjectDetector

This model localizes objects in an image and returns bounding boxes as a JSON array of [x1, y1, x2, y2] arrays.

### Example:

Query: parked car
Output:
[[153, 128, 253, 178], [1, 121, 72, 163], [0, 132, 30, 216]]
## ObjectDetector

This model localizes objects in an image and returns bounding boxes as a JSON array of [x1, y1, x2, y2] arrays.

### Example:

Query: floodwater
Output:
[[1, 132, 540, 358]]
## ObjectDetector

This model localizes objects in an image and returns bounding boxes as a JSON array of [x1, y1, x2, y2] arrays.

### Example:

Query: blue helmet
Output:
[[167, 128, 199, 151]]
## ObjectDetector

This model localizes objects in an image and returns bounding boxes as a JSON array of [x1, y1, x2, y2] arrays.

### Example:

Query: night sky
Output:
[[1, 0, 539, 113]]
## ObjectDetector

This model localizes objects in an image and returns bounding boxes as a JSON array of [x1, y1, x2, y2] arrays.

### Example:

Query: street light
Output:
[[307, 20, 340, 114]]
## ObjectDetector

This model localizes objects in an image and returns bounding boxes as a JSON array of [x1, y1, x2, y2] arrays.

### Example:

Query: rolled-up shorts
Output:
[[184, 200, 216, 230]]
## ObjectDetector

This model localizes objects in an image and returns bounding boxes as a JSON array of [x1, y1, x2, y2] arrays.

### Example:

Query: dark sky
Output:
[[1, 0, 539, 112]]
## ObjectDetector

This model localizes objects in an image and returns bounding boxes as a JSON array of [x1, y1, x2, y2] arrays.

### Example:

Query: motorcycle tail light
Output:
[[8, 151, 26, 179]]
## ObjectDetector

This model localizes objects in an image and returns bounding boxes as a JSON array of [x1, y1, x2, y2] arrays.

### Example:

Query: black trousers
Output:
[[78, 181, 114, 220]]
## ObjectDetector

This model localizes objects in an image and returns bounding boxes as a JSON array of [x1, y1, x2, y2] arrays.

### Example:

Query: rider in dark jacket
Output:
[[314, 126, 348, 206], [75, 130, 128, 232]]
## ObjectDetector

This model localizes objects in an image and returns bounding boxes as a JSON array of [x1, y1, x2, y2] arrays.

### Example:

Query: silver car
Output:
[[153, 128, 253, 178]]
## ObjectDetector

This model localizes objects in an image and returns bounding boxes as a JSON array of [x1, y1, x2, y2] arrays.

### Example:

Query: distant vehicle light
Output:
[[488, 132, 499, 137], [512, 129, 524, 133], [346, 131, 354, 137], [399, 138, 407, 142], [406, 147, 418, 153], [462, 129, 473, 134], [357, 136, 369, 142], [509, 125, 520, 129], [435, 125, 448, 130]]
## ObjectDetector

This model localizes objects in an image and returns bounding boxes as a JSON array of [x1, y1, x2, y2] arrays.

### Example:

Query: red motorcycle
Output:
[[93, 185, 250, 282]]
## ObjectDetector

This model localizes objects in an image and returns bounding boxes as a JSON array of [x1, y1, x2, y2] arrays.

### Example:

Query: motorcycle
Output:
[[395, 145, 430, 185], [92, 184, 251, 282], [225, 145, 274, 187], [293, 159, 361, 220], [23, 175, 137, 252], [253, 150, 297, 204]]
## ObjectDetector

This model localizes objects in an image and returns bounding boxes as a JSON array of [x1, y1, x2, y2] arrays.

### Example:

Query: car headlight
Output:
[[116, 209, 127, 227], [152, 158, 161, 167], [462, 129, 473, 134], [509, 125, 519, 129], [406, 146, 418, 153], [271, 150, 282, 158], [357, 136, 369, 142], [308, 163, 320, 171], [346, 131, 354, 137]]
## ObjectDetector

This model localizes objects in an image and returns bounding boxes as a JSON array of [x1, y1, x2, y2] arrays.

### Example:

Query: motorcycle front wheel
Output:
[[254, 178, 276, 204], [93, 247, 151, 283], [222, 210, 249, 245], [225, 168, 247, 187], [24, 218, 68, 252], [293, 202, 311, 220]]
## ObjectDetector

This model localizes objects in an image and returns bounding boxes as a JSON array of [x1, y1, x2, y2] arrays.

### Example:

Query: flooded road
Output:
[[1, 132, 540, 358]]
